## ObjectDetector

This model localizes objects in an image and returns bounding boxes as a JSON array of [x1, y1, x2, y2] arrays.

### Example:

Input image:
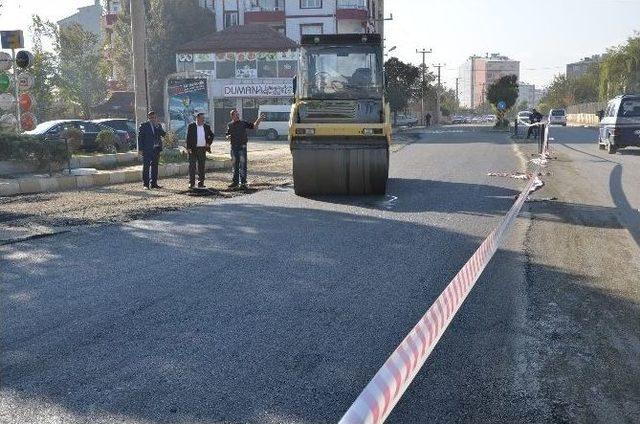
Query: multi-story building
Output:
[[458, 53, 520, 109], [518, 83, 538, 108], [199, 0, 382, 41], [566, 55, 601, 79], [57, 0, 103, 37]]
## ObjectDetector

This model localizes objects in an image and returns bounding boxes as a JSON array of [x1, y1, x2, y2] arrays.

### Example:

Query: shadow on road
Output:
[[2, 199, 638, 423], [610, 164, 640, 249]]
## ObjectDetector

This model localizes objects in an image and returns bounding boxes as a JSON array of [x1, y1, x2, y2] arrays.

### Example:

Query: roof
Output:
[[178, 24, 298, 53], [92, 91, 134, 116]]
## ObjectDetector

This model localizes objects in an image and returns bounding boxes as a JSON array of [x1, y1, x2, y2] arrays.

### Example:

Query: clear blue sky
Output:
[[2, 0, 639, 89], [385, 0, 640, 89]]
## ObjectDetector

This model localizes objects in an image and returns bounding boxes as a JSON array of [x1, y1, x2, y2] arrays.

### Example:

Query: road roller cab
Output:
[[290, 33, 391, 196]]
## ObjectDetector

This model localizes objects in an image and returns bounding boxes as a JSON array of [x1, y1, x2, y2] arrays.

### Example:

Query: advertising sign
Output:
[[0, 30, 24, 50], [224, 83, 294, 98], [19, 92, 34, 112], [0, 72, 11, 93], [0, 52, 12, 71], [0, 93, 15, 111], [167, 78, 209, 135], [17, 72, 34, 91]]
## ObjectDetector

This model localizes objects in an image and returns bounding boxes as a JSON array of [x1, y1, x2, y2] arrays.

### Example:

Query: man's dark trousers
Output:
[[143, 147, 161, 187], [189, 147, 207, 187], [231, 145, 247, 185]]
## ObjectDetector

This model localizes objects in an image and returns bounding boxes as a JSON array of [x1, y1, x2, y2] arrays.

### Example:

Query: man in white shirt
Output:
[[186, 112, 214, 189]]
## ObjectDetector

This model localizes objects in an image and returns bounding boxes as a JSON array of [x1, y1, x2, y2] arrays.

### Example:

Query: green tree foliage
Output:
[[109, 0, 133, 89], [540, 64, 600, 110], [146, 0, 216, 113], [56, 23, 109, 118], [384, 57, 420, 118], [30, 16, 59, 121], [600, 34, 640, 99], [486, 74, 519, 118]]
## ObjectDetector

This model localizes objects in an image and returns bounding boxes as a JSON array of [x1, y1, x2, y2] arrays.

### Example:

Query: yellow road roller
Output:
[[289, 33, 391, 196]]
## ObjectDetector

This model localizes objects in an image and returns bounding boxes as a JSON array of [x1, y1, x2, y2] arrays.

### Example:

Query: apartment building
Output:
[[200, 0, 382, 41], [458, 53, 520, 109]]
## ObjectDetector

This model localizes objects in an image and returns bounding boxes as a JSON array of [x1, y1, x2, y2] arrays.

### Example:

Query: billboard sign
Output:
[[167, 78, 209, 135], [223, 83, 293, 98]]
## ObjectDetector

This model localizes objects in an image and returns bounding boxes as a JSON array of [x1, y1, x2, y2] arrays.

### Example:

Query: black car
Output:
[[92, 118, 137, 149], [25, 120, 130, 152]]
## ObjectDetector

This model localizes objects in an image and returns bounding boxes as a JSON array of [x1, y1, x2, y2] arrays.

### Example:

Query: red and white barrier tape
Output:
[[339, 175, 543, 424]]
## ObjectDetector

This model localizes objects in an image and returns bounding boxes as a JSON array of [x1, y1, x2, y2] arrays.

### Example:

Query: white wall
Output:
[[286, 17, 336, 42]]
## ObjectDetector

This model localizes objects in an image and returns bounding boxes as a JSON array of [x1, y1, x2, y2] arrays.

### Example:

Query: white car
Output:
[[548, 109, 567, 126], [258, 105, 292, 140], [517, 111, 533, 125], [394, 114, 418, 127]]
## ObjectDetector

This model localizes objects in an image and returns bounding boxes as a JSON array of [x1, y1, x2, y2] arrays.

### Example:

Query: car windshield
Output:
[[551, 110, 565, 116], [619, 99, 640, 117], [300, 44, 383, 100]]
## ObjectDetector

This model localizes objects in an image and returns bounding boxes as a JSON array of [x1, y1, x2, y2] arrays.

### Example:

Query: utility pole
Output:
[[130, 0, 148, 136], [416, 48, 432, 126], [433, 63, 444, 125], [455, 77, 460, 106]]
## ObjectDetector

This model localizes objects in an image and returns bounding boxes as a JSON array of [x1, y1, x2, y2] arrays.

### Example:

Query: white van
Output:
[[258, 105, 292, 140]]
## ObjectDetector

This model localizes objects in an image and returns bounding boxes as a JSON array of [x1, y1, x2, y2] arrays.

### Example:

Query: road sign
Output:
[[0, 30, 24, 50], [497, 101, 507, 111], [0, 93, 15, 111], [0, 72, 11, 93], [19, 92, 34, 112], [0, 113, 17, 129], [16, 50, 34, 69], [0, 52, 12, 71], [16, 72, 34, 91], [20, 112, 36, 131]]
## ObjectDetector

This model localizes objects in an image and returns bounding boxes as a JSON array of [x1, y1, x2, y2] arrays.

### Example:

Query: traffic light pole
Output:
[[11, 48, 20, 133]]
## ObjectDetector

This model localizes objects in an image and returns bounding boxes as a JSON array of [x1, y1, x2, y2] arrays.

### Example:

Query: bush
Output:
[[61, 128, 84, 153], [0, 130, 70, 168], [163, 130, 180, 150], [159, 148, 187, 164], [95, 130, 118, 153]]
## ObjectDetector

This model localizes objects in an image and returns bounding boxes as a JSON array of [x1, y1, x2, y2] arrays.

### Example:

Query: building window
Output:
[[300, 24, 323, 35], [216, 60, 236, 79], [258, 59, 278, 78], [236, 59, 258, 78], [300, 0, 322, 9], [224, 11, 239, 28], [200, 0, 214, 10]]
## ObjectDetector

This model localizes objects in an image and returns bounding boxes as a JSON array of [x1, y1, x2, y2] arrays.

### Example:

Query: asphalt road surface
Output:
[[1, 126, 638, 423]]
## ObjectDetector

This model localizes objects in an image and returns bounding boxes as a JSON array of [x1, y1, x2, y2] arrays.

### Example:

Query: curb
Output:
[[0, 158, 232, 197]]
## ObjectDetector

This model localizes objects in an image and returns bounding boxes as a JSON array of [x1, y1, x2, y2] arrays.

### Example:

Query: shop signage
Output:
[[224, 83, 293, 98]]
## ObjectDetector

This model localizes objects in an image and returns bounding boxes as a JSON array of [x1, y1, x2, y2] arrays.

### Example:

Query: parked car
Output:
[[517, 111, 533, 125], [394, 114, 418, 127], [25, 120, 130, 152], [598, 94, 640, 154], [93, 118, 137, 149], [548, 109, 567, 126], [451, 115, 466, 124], [257, 105, 291, 140]]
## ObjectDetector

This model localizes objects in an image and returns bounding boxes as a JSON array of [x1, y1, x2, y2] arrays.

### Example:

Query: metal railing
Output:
[[244, 0, 285, 12]]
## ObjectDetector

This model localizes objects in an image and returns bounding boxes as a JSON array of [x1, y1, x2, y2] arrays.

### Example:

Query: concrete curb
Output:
[[0, 158, 232, 197]]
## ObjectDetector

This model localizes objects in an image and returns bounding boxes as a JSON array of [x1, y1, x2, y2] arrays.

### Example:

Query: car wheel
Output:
[[266, 129, 278, 141]]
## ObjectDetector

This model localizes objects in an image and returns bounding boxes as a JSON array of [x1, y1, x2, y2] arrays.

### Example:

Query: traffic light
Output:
[[0, 31, 24, 50], [16, 51, 33, 69]]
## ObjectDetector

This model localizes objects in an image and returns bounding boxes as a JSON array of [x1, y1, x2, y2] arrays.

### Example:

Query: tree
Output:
[[486, 74, 519, 124], [30, 16, 60, 121], [145, 0, 216, 113], [384, 57, 420, 121], [600, 34, 640, 99], [55, 24, 109, 118], [109, 0, 133, 90]]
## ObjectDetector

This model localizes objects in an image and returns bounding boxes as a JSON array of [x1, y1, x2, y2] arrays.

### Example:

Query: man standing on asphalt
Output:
[[186, 112, 214, 189], [137, 111, 166, 190], [526, 108, 543, 139], [226, 109, 264, 190], [425, 113, 432, 127]]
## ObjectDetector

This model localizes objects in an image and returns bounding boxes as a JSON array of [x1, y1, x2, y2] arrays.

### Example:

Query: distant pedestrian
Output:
[[137, 111, 166, 190], [526, 108, 543, 139], [425, 113, 432, 127], [225, 109, 264, 190], [186, 112, 214, 189]]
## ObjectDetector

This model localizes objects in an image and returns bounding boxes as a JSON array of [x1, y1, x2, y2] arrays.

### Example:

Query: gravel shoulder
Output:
[[514, 132, 640, 423]]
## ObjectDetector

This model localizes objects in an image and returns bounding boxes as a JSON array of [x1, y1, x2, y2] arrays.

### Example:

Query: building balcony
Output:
[[244, 0, 285, 24], [336, 0, 368, 20]]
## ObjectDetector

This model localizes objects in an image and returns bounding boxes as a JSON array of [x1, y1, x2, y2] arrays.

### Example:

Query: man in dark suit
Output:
[[186, 112, 214, 189], [137, 111, 166, 190]]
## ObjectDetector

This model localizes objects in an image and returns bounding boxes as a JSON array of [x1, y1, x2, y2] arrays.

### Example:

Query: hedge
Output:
[[0, 131, 71, 168]]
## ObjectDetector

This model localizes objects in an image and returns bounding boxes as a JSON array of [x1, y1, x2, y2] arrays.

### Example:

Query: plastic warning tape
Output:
[[339, 175, 542, 424]]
